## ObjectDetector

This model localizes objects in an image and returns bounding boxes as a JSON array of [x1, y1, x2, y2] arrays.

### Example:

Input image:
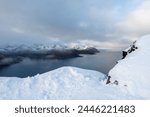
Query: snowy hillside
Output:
[[0, 35, 150, 99], [0, 67, 135, 99], [109, 35, 150, 99]]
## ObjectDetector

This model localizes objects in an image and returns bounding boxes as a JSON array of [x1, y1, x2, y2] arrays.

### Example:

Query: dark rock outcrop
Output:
[[122, 41, 138, 59]]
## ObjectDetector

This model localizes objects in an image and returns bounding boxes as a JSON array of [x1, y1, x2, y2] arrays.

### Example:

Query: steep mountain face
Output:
[[122, 41, 138, 59], [109, 35, 150, 99]]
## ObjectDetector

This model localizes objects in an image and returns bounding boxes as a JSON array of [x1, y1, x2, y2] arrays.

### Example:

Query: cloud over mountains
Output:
[[0, 0, 149, 49]]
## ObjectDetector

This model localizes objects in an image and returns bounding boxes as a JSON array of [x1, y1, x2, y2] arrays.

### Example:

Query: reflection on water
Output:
[[0, 50, 122, 77]]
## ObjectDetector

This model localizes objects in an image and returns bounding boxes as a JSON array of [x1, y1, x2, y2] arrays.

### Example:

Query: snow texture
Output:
[[0, 67, 135, 100], [0, 35, 150, 99], [109, 35, 150, 99]]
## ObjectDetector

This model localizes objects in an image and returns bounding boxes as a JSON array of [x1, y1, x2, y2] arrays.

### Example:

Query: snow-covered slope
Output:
[[0, 35, 150, 99], [0, 67, 135, 100], [109, 35, 150, 99]]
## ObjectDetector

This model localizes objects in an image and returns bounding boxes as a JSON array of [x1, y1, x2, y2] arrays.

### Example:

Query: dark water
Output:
[[0, 50, 122, 77]]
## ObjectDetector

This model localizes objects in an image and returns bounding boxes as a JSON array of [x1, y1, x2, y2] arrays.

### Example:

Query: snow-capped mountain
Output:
[[0, 42, 99, 66], [109, 35, 150, 99], [0, 41, 97, 53], [0, 35, 150, 99]]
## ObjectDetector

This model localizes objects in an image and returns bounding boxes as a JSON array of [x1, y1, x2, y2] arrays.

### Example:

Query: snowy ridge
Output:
[[0, 43, 99, 66], [0, 39, 120, 53], [109, 35, 150, 99], [0, 35, 150, 99], [0, 42, 96, 53], [0, 67, 135, 99]]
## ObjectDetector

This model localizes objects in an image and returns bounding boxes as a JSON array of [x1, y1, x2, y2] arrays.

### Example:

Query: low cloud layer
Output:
[[0, 0, 149, 49]]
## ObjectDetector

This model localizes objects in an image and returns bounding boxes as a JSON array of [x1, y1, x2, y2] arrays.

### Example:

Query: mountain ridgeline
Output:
[[0, 45, 99, 67]]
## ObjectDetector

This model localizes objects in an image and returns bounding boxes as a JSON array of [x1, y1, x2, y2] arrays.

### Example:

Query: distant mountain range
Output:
[[0, 44, 99, 67]]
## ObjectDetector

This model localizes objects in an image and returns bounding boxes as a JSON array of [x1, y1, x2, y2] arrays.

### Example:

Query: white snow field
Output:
[[0, 67, 135, 100], [109, 35, 150, 99], [0, 35, 149, 99]]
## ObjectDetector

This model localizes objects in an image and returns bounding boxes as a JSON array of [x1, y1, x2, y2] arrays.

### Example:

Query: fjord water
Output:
[[0, 50, 122, 77]]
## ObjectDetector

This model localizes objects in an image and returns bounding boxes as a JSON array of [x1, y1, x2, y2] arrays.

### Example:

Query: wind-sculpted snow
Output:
[[0, 67, 135, 99], [109, 35, 150, 99]]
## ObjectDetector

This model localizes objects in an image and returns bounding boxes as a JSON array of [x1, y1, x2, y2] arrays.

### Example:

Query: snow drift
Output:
[[0, 67, 134, 99]]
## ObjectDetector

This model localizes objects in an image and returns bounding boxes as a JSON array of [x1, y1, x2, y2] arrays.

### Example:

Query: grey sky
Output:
[[0, 0, 149, 49]]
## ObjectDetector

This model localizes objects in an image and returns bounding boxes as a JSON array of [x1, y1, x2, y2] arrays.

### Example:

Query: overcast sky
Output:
[[0, 0, 150, 49]]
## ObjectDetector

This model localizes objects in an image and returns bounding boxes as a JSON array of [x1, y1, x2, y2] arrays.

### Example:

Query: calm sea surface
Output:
[[0, 50, 122, 77]]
